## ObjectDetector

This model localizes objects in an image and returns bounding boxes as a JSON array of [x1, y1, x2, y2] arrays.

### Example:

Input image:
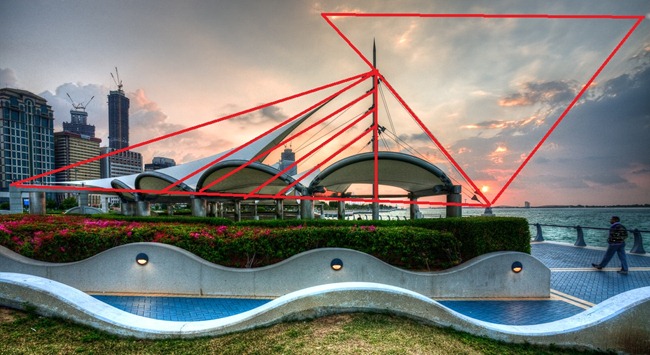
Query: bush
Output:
[[0, 215, 460, 270], [60, 197, 78, 211], [237, 216, 531, 262], [408, 217, 531, 261]]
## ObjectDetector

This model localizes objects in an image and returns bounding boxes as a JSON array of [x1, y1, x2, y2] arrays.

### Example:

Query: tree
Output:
[[60, 197, 78, 211], [46, 199, 57, 210]]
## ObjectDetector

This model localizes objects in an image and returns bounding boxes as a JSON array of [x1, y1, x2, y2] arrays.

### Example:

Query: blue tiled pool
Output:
[[92, 294, 584, 325], [439, 300, 584, 325], [93, 295, 271, 321]]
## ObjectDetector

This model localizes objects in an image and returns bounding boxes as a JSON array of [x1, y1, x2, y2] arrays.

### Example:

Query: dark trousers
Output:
[[598, 242, 629, 271]]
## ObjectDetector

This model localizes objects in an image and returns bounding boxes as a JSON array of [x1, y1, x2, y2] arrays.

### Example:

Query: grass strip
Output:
[[0, 307, 607, 354]]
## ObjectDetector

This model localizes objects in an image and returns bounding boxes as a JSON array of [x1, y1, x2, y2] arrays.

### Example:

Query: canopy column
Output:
[[217, 202, 224, 218], [275, 200, 284, 220], [300, 199, 314, 220], [338, 200, 346, 220], [9, 186, 23, 213], [78, 191, 89, 212], [121, 201, 136, 216], [409, 194, 418, 220], [28, 191, 46, 215], [234, 200, 242, 222], [446, 185, 462, 218], [136, 201, 151, 217], [191, 196, 206, 217]]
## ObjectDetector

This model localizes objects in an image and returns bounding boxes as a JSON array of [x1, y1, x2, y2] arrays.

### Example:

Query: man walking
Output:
[[592, 216, 629, 274]]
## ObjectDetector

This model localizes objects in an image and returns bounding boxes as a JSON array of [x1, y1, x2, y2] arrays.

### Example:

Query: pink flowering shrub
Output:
[[0, 215, 461, 270]]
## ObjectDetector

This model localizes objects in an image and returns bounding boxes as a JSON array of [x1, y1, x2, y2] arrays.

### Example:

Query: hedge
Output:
[[235, 216, 531, 262], [0, 215, 461, 270]]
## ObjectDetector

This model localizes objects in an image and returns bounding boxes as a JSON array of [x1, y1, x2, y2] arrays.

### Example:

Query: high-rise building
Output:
[[100, 147, 142, 178], [62, 108, 95, 138], [279, 147, 297, 176], [108, 88, 129, 150], [0, 88, 55, 195], [101, 74, 142, 179], [54, 131, 101, 181], [145, 157, 176, 171]]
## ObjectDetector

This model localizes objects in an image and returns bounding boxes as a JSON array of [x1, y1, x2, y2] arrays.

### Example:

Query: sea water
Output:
[[370, 207, 650, 251]]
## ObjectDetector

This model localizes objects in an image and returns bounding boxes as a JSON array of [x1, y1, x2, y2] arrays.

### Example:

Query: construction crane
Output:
[[110, 66, 123, 91], [66, 93, 95, 111]]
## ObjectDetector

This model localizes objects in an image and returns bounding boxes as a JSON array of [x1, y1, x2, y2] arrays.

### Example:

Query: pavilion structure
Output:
[[12, 43, 470, 220]]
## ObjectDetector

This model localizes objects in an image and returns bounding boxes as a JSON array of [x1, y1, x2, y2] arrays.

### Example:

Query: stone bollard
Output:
[[630, 229, 646, 254], [574, 225, 586, 247], [533, 223, 544, 242]]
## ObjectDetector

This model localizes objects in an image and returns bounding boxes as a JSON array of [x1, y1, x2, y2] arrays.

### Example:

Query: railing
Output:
[[532, 223, 647, 254]]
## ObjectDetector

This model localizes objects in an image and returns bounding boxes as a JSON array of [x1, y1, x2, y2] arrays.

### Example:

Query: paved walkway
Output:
[[93, 242, 650, 325]]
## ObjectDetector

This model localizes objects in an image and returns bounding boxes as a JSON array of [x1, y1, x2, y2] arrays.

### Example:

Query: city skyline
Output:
[[1, 0, 649, 206]]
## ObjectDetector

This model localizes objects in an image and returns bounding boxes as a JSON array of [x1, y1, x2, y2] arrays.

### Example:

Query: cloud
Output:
[[397, 132, 431, 143], [509, 59, 649, 202], [221, 105, 289, 128], [442, 53, 650, 204], [260, 105, 288, 122], [499, 80, 578, 107], [632, 167, 650, 175], [461, 120, 510, 130], [583, 173, 628, 186], [39, 82, 107, 136], [0, 68, 18, 88], [39, 83, 234, 166], [127, 89, 233, 164]]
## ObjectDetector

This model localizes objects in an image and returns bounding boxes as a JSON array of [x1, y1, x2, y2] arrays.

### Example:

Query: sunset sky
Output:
[[1, 0, 649, 206]]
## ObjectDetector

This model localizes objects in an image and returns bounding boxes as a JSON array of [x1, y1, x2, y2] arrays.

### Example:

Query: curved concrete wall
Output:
[[1, 273, 648, 354], [0, 243, 548, 298]]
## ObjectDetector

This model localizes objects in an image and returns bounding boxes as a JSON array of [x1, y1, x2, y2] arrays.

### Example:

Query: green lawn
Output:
[[0, 307, 607, 354]]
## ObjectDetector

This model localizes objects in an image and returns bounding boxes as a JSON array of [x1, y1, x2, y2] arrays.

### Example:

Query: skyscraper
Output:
[[58, 95, 100, 181], [108, 88, 129, 149], [100, 147, 142, 178], [100, 75, 142, 179], [0, 88, 55, 197], [145, 157, 176, 171], [62, 107, 95, 138], [54, 131, 101, 182], [279, 147, 298, 176]]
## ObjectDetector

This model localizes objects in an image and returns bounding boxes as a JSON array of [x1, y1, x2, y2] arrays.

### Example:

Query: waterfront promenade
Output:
[[439, 241, 650, 324], [93, 241, 650, 325]]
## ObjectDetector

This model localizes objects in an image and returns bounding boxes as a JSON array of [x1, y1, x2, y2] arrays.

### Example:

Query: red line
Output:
[[321, 14, 373, 69], [275, 122, 374, 197], [240, 90, 375, 197], [372, 71, 379, 202], [490, 16, 644, 205], [17, 13, 644, 211], [195, 73, 372, 193], [378, 73, 489, 204], [322, 11, 644, 206], [322, 13, 644, 20], [161, 72, 372, 192], [246, 108, 372, 198], [13, 72, 368, 187], [14, 182, 489, 207], [203, 87, 373, 194]]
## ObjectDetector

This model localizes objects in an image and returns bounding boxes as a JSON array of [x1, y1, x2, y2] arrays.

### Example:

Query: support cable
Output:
[[295, 103, 353, 152], [378, 87, 480, 203]]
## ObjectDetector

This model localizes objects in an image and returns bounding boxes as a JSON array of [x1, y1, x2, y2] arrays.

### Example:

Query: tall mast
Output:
[[372, 39, 378, 154], [373, 39, 377, 68], [371, 39, 380, 220]]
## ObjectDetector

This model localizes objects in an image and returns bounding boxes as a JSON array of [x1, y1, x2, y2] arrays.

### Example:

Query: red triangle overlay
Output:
[[322, 12, 645, 206], [12, 13, 644, 209]]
